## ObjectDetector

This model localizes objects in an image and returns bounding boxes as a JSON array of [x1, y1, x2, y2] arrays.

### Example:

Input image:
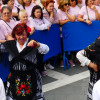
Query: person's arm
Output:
[[43, 11, 54, 24], [66, 12, 75, 22], [77, 14, 92, 25], [76, 49, 98, 71], [76, 49, 91, 66], [59, 19, 70, 25], [27, 40, 49, 54], [0, 78, 6, 100], [37, 43, 49, 54], [91, 5, 100, 20], [12, 12, 18, 17], [30, 27, 35, 35], [33, 19, 49, 30]]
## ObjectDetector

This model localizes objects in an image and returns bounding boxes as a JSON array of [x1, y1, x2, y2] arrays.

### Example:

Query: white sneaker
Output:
[[46, 64, 55, 70]]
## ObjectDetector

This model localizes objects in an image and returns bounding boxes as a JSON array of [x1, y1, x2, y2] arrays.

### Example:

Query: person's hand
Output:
[[30, 27, 35, 35], [50, 12, 53, 18], [89, 62, 98, 72], [6, 34, 14, 40], [91, 5, 96, 11], [27, 40, 40, 47], [47, 26, 50, 31], [86, 19, 92, 25], [65, 6, 70, 13]]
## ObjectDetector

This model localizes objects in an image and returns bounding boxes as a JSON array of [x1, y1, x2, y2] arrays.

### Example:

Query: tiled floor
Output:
[[42, 65, 90, 100]]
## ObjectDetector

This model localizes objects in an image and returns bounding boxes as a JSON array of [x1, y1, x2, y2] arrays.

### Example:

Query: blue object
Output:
[[62, 21, 100, 70], [29, 24, 62, 62]]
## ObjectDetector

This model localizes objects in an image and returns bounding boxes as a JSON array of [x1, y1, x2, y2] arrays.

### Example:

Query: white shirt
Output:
[[30, 17, 51, 30], [76, 49, 91, 66], [16, 38, 49, 54], [93, 80, 100, 100], [0, 78, 6, 100]]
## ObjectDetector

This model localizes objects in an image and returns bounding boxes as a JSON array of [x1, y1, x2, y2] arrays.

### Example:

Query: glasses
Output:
[[71, 0, 76, 2], [2, 12, 10, 15], [64, 3, 70, 6]]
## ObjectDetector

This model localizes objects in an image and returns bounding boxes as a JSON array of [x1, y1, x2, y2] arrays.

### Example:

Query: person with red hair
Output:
[[0, 23, 49, 100], [43, 0, 59, 24]]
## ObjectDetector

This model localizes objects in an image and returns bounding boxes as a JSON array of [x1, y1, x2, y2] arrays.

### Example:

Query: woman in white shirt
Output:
[[30, 5, 51, 30]]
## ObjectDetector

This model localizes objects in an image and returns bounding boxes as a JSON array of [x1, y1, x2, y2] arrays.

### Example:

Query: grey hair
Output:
[[1, 5, 12, 13]]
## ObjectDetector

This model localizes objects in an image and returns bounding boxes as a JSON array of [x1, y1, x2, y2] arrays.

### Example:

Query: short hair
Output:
[[85, 0, 89, 6], [19, 9, 28, 18], [2, 0, 10, 4], [58, 0, 69, 11], [41, 0, 47, 8], [31, 5, 43, 19], [1, 5, 12, 13], [45, 0, 55, 7], [12, 23, 30, 38]]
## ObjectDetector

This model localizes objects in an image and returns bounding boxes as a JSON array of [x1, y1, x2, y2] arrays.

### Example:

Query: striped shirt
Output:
[[43, 8, 59, 24]]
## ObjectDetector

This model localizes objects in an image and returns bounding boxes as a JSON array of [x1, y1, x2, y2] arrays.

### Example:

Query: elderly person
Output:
[[57, 0, 75, 25], [16, 9, 35, 35], [77, 0, 100, 25], [0, 23, 49, 100], [43, 0, 59, 24], [22, 0, 36, 17], [0, 5, 16, 37], [2, 0, 23, 20]]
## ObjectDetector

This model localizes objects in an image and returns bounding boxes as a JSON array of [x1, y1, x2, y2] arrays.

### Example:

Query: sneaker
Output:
[[46, 64, 55, 70], [60, 60, 64, 67], [41, 71, 47, 76], [69, 60, 75, 67]]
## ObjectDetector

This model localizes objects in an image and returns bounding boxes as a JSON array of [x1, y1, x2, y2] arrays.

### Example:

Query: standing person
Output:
[[16, 9, 35, 35], [92, 79, 100, 100], [0, 78, 6, 100], [30, 5, 51, 76], [0, 23, 49, 100], [42, 0, 59, 69], [30, 5, 51, 30], [43, 0, 59, 24], [0, 5, 16, 38], [77, 0, 100, 25], [69, 0, 80, 21], [57, 0, 75, 25], [76, 36, 100, 100], [22, 0, 36, 17], [2, 0, 23, 20]]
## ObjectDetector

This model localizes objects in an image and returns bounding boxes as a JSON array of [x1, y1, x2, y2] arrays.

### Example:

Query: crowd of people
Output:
[[0, 0, 100, 100]]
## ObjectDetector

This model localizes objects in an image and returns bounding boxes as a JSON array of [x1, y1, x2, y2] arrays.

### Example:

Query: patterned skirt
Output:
[[6, 68, 45, 100]]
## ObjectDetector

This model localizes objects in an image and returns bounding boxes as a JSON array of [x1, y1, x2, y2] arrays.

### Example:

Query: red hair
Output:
[[45, 0, 55, 7], [12, 23, 31, 38]]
